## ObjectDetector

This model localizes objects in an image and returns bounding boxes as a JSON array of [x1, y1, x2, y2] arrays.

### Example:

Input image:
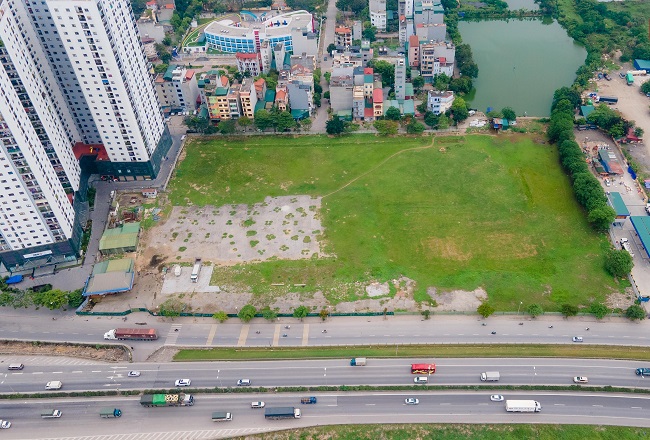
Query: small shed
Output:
[[608, 192, 629, 226], [580, 105, 595, 118], [83, 258, 135, 297], [99, 222, 141, 255], [142, 188, 158, 198]]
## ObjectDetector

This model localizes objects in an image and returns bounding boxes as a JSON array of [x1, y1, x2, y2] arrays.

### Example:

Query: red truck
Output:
[[104, 328, 158, 340]]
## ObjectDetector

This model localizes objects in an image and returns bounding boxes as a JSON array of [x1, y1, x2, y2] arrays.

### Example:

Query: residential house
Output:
[[273, 43, 288, 71], [290, 29, 319, 57], [154, 65, 200, 113], [330, 67, 355, 113], [408, 35, 420, 68], [236, 52, 262, 77], [259, 41, 273, 74], [373, 88, 384, 118], [419, 41, 455, 82], [363, 68, 374, 99], [414, 0, 444, 25], [141, 37, 158, 61], [427, 90, 454, 114], [394, 58, 407, 101], [335, 26, 353, 47], [370, 0, 387, 31], [352, 21, 363, 41], [275, 87, 288, 112], [254, 78, 267, 101], [287, 81, 313, 118], [226, 85, 242, 119], [352, 86, 365, 120], [290, 64, 315, 90], [198, 70, 231, 120], [239, 78, 258, 119], [415, 23, 446, 42], [290, 53, 316, 70]]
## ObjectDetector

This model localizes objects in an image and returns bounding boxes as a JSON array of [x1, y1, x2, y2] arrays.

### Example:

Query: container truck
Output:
[[350, 357, 366, 366], [140, 393, 194, 407], [211, 411, 232, 422], [301, 397, 317, 404], [505, 400, 541, 412], [104, 328, 158, 341], [597, 96, 618, 104], [264, 407, 301, 419], [190, 258, 202, 282], [41, 410, 62, 418], [480, 371, 500, 382], [100, 408, 122, 418]]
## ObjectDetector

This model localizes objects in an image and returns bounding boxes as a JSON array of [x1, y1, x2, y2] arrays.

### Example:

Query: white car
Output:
[[490, 395, 504, 402], [237, 379, 251, 386], [0, 420, 11, 429], [572, 336, 583, 342], [127, 371, 141, 377], [251, 401, 265, 408], [405, 398, 419, 405], [573, 376, 589, 383], [175, 379, 191, 387]]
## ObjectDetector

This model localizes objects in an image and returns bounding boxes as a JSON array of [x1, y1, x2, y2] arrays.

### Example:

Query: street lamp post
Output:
[[517, 301, 523, 315]]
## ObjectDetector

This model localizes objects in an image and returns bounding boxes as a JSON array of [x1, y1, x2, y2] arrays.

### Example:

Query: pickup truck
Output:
[[301, 397, 317, 404], [100, 408, 122, 418], [41, 410, 62, 418]]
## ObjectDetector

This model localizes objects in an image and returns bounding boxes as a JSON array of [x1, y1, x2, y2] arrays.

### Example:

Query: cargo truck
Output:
[[301, 397, 317, 404], [211, 411, 232, 421], [480, 371, 500, 382], [104, 328, 158, 340], [505, 400, 541, 412], [41, 410, 62, 418], [627, 73, 634, 85], [264, 407, 301, 419], [350, 357, 366, 366], [100, 408, 122, 418], [190, 258, 202, 282], [597, 96, 618, 104], [140, 393, 194, 407]]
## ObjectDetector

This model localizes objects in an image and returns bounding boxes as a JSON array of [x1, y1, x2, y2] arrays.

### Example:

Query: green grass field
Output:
[[168, 134, 619, 310], [235, 424, 649, 440]]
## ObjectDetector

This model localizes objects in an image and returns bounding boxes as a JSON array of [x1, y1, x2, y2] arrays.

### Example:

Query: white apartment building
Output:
[[427, 90, 454, 114], [394, 58, 407, 101], [369, 0, 387, 31], [155, 65, 200, 112]]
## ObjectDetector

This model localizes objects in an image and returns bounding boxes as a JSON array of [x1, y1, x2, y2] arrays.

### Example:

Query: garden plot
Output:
[[145, 195, 324, 265]]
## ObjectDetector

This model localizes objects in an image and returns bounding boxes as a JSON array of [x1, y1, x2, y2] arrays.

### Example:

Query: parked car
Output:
[[572, 336, 583, 342], [237, 379, 251, 386], [251, 401, 265, 408], [490, 395, 504, 402], [174, 379, 191, 387], [405, 398, 419, 405], [573, 376, 589, 383], [127, 371, 140, 377], [619, 72, 626, 79]]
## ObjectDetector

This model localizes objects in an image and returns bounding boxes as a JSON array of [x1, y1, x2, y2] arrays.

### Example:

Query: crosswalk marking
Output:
[[164, 324, 182, 345]]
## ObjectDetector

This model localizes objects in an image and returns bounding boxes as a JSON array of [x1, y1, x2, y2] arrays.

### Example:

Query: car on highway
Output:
[[237, 379, 251, 386], [128, 371, 141, 377], [45, 381, 62, 390], [490, 395, 504, 402], [572, 336, 583, 342], [0, 420, 10, 429], [405, 398, 419, 405], [573, 376, 589, 383], [175, 379, 191, 387], [413, 376, 429, 384], [251, 401, 265, 408]]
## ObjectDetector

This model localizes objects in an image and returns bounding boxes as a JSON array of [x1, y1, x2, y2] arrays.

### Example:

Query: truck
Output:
[[100, 408, 122, 418], [301, 397, 317, 404], [505, 400, 541, 413], [41, 409, 62, 418], [627, 72, 634, 85], [140, 393, 194, 407], [480, 371, 500, 382], [597, 96, 618, 104], [628, 70, 647, 76], [350, 357, 366, 366], [190, 258, 202, 282], [264, 407, 301, 419], [104, 328, 158, 341], [174, 265, 181, 277], [211, 411, 232, 422], [636, 368, 650, 376], [45, 381, 62, 390]]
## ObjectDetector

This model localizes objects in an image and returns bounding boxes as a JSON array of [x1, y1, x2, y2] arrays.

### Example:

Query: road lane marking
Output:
[[32, 372, 43, 374], [302, 324, 309, 346], [554, 404, 565, 406], [237, 324, 249, 347], [52, 371, 62, 374], [72, 371, 82, 373], [365, 403, 375, 406], [92, 370, 102, 373], [206, 324, 218, 346], [631, 406, 642, 409], [592, 405, 603, 407], [440, 403, 451, 405]]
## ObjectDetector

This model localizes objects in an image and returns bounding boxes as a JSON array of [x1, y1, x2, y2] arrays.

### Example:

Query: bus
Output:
[[411, 363, 436, 374]]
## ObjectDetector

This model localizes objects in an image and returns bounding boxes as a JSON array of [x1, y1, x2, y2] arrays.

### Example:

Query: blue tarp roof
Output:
[[5, 275, 23, 284]]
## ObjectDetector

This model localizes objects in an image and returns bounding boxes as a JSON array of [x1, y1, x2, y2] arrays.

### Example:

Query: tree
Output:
[[451, 97, 469, 123], [273, 111, 296, 132], [336, 0, 366, 14], [626, 304, 646, 321], [502, 107, 517, 121], [368, 60, 395, 88], [604, 248, 634, 277], [324, 91, 330, 100], [319, 308, 329, 321], [327, 43, 337, 55], [254, 109, 274, 131], [455, 44, 478, 78], [449, 77, 473, 95], [433, 73, 451, 91], [301, 118, 312, 131], [385, 106, 402, 121], [154, 63, 169, 74], [238, 304, 257, 322], [262, 307, 278, 321], [406, 119, 425, 134], [641, 79, 650, 95], [412, 76, 425, 90], [527, 303, 544, 318], [477, 302, 495, 318], [587, 204, 616, 232], [155, 43, 171, 64], [374, 120, 399, 135], [67, 289, 84, 308], [218, 119, 236, 134], [324, 72, 331, 84], [161, 36, 172, 46], [437, 113, 449, 129], [237, 116, 252, 130], [33, 289, 68, 310], [326, 116, 346, 135], [560, 304, 579, 318], [416, 101, 428, 114], [158, 297, 185, 319], [589, 302, 609, 319], [362, 25, 376, 42], [421, 309, 431, 320], [213, 311, 228, 323], [293, 305, 310, 321], [424, 111, 439, 128]]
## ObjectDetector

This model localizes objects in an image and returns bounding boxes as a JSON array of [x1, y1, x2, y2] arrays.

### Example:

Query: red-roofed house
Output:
[[254, 78, 267, 101], [275, 87, 288, 112], [236, 52, 262, 76], [335, 26, 352, 46], [373, 88, 383, 118]]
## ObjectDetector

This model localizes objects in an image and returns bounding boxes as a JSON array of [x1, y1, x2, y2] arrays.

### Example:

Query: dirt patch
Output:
[[604, 289, 637, 311], [425, 237, 471, 261], [427, 288, 487, 312], [0, 341, 129, 363]]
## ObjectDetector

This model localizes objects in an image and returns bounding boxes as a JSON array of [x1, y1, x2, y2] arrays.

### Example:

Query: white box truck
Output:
[[190, 258, 202, 282], [480, 371, 500, 382], [505, 400, 541, 412]]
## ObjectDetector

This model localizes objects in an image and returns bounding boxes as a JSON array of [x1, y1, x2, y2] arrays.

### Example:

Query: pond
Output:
[[459, 19, 586, 117]]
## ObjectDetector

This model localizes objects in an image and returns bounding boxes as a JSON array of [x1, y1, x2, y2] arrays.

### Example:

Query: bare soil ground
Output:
[[0, 341, 129, 363]]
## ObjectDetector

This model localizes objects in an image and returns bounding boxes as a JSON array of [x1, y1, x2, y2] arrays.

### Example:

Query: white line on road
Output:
[[440, 403, 451, 405], [72, 371, 82, 373], [52, 371, 62, 374], [32, 372, 43, 374], [92, 370, 102, 373], [592, 405, 604, 407], [631, 406, 642, 409], [554, 404, 565, 406]]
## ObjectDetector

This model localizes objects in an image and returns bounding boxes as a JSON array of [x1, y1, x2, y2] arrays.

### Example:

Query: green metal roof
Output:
[[255, 101, 265, 113], [215, 87, 228, 96], [608, 192, 629, 217], [580, 105, 594, 118], [99, 222, 140, 251], [291, 109, 309, 119], [631, 216, 650, 258], [92, 258, 135, 275], [405, 83, 414, 96], [265, 89, 276, 103], [634, 59, 650, 70], [163, 65, 177, 82]]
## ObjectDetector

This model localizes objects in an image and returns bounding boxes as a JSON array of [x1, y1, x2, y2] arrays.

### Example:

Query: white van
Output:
[[7, 364, 24, 370], [414, 376, 429, 384], [45, 381, 63, 390]]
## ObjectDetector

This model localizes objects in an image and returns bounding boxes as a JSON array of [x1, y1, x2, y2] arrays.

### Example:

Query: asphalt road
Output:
[[2, 391, 650, 439], [1, 358, 649, 393]]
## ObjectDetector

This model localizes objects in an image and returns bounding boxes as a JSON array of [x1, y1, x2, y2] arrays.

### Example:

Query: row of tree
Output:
[[477, 300, 645, 321], [212, 304, 329, 322]]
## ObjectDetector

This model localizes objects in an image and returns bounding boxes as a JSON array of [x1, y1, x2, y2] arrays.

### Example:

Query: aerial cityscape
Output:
[[1, 0, 650, 438]]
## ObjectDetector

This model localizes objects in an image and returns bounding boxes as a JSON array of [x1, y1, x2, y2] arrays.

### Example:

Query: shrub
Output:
[[527, 303, 544, 318], [238, 304, 257, 323]]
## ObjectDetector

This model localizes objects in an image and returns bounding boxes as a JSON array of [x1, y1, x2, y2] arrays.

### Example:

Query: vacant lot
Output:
[[166, 134, 620, 311]]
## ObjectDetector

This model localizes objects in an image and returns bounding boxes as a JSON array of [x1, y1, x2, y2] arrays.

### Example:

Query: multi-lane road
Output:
[[1, 358, 649, 393], [3, 391, 650, 439]]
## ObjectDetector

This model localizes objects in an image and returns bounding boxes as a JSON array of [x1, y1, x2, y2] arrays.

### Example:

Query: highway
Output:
[[2, 391, 650, 439], [1, 358, 650, 393]]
